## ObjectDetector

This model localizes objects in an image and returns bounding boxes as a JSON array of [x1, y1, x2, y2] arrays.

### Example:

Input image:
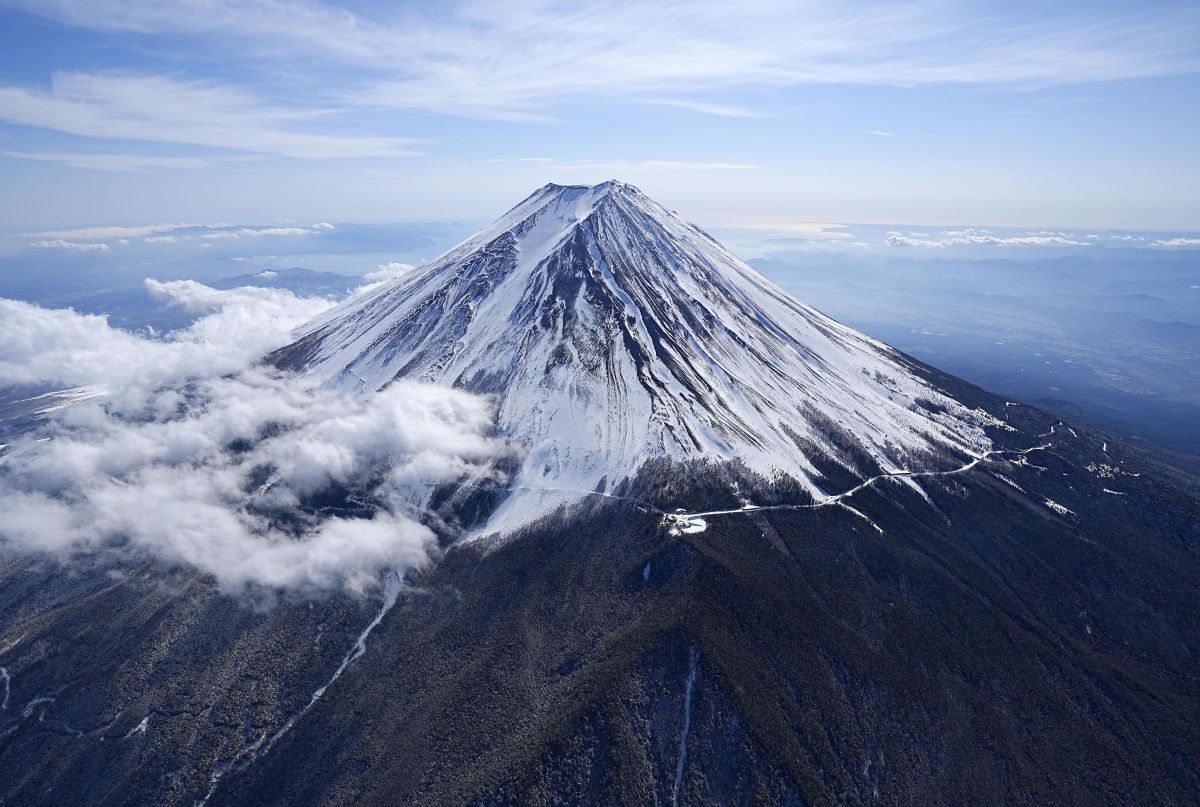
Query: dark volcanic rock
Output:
[[3, 389, 1197, 805]]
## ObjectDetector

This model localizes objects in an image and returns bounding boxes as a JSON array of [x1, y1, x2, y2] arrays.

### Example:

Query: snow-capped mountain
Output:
[[274, 181, 1003, 533], [8, 184, 1200, 807]]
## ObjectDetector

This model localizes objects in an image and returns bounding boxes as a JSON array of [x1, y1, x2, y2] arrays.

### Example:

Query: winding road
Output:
[[668, 442, 1053, 525]]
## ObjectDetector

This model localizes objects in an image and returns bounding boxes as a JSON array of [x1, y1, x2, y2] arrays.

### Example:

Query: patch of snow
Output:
[[1043, 498, 1076, 517], [993, 473, 1026, 493], [124, 715, 149, 738], [22, 695, 54, 719], [839, 502, 884, 534], [672, 647, 700, 807]]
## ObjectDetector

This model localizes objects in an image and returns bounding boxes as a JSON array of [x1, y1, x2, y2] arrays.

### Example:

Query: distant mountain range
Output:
[[208, 267, 364, 298]]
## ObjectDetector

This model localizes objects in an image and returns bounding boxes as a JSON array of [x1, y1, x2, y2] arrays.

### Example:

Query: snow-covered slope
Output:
[[275, 181, 1003, 535]]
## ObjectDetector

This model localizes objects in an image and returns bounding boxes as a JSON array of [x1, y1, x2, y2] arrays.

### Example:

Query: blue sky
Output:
[[0, 0, 1198, 231]]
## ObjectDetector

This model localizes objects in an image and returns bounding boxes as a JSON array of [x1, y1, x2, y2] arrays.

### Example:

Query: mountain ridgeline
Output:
[[272, 181, 1006, 538], [1, 183, 1198, 805]]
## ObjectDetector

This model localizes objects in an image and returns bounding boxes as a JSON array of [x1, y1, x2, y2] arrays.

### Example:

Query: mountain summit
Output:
[[275, 181, 1002, 534]]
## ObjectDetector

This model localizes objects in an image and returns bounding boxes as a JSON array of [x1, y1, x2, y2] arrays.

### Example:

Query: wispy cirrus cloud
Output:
[[26, 222, 185, 240], [1, 0, 395, 62], [0, 72, 419, 159], [2, 150, 231, 171], [1, 1, 1197, 227], [734, 222, 854, 240], [6, 1, 1199, 123], [640, 98, 760, 118], [348, 3, 1200, 119]]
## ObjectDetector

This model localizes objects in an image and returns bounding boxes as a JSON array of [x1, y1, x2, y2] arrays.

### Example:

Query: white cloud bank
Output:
[[0, 281, 503, 597], [28, 239, 111, 252], [22, 221, 337, 249], [219, 223, 336, 238], [886, 229, 1091, 248], [26, 222, 187, 240]]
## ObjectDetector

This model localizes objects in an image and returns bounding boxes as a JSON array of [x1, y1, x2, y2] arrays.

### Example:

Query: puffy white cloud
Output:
[[0, 284, 504, 596], [1152, 237, 1200, 247], [0, 280, 329, 398], [353, 262, 415, 294], [253, 227, 313, 236], [886, 232, 943, 248]]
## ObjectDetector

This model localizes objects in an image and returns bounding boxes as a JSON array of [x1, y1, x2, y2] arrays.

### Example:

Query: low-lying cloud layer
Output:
[[886, 229, 1091, 248], [23, 221, 339, 252], [0, 280, 502, 597]]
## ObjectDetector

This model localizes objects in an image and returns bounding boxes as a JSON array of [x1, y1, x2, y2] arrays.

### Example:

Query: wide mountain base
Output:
[[2, 396, 1198, 805]]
